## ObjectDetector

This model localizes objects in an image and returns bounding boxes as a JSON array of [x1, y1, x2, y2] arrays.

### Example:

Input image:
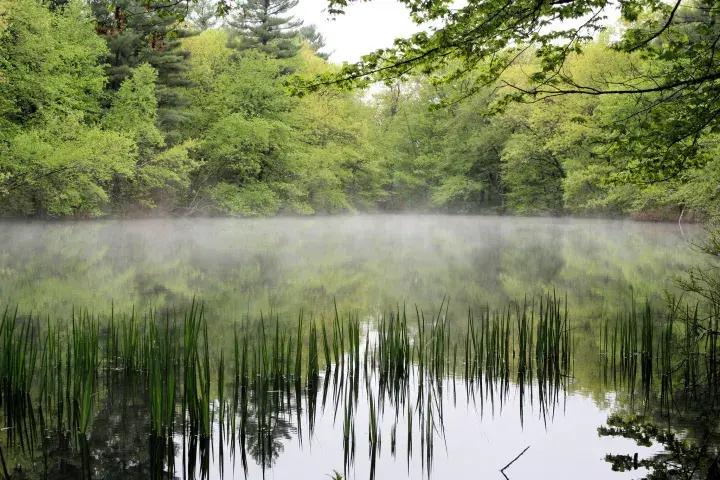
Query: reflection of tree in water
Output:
[[14, 374, 301, 478], [500, 227, 566, 287], [598, 408, 720, 479], [242, 388, 297, 470], [15, 376, 178, 479], [84, 377, 166, 477], [0, 218, 699, 328]]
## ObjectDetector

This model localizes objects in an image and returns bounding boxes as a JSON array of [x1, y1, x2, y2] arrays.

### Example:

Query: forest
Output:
[[1, 0, 718, 219], [4, 0, 720, 477]]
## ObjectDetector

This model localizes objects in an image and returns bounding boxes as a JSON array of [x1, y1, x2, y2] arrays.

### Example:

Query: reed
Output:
[[598, 296, 720, 416], [0, 293, 585, 479]]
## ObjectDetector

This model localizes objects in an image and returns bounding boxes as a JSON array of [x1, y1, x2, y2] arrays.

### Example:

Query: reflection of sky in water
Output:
[[0, 215, 698, 478], [176, 324, 662, 480], [178, 373, 659, 480]]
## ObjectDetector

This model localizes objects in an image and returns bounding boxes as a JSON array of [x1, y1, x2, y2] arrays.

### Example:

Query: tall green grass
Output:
[[0, 293, 581, 479], [599, 297, 720, 416]]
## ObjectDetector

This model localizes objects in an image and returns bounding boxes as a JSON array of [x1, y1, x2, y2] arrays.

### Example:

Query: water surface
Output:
[[0, 215, 700, 318], [0, 215, 706, 479]]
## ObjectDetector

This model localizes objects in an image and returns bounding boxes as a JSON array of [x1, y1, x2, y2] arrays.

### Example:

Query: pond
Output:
[[0, 215, 700, 316], [0, 215, 712, 479]]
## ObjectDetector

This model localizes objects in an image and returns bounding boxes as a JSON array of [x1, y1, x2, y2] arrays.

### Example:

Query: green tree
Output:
[[294, 0, 720, 186], [430, 90, 507, 212], [0, 0, 106, 136], [1, 121, 136, 216], [180, 30, 292, 138], [91, 0, 193, 141], [103, 63, 196, 214], [179, 29, 304, 216], [370, 78, 507, 213], [371, 81, 443, 211], [298, 25, 329, 60], [288, 50, 385, 212], [228, 0, 303, 59], [189, 0, 219, 31], [192, 115, 301, 216], [0, 0, 136, 217], [104, 64, 165, 157]]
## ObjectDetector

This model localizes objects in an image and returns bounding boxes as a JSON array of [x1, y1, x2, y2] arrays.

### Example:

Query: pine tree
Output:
[[299, 24, 329, 60], [90, 0, 193, 143], [228, 0, 302, 59], [189, 0, 218, 32]]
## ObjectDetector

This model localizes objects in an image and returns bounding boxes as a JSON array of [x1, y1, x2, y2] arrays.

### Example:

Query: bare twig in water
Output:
[[500, 446, 530, 479]]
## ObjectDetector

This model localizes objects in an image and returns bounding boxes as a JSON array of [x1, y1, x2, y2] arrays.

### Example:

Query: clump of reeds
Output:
[[0, 292, 578, 479], [600, 296, 720, 416]]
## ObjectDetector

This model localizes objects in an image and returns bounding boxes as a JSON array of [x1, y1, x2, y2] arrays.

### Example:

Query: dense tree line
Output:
[[296, 0, 720, 220], [0, 0, 718, 219], [0, 0, 376, 217], [371, 37, 720, 218]]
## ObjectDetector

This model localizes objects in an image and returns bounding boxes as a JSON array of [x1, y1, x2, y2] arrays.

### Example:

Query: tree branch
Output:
[[626, 0, 683, 53]]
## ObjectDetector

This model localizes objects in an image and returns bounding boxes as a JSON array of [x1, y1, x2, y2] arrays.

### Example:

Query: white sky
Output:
[[291, 0, 623, 65], [292, 0, 421, 64]]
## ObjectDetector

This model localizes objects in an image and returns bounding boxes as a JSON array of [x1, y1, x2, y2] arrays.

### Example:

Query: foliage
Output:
[[0, 0, 135, 217], [2, 0, 720, 218], [288, 0, 720, 189], [104, 64, 165, 156], [227, 0, 302, 59], [0, 0, 106, 133], [363, 38, 719, 217], [1, 120, 135, 216], [299, 25, 329, 60], [179, 33, 383, 216], [91, 0, 193, 141], [208, 182, 282, 216], [189, 0, 219, 31]]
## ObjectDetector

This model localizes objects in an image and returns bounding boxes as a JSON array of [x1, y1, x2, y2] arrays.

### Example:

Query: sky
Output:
[[292, 0, 421, 64], [291, 0, 623, 65]]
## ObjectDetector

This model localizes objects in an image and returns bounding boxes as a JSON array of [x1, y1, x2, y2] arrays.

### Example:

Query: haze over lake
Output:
[[0, 215, 710, 479], [0, 215, 700, 320]]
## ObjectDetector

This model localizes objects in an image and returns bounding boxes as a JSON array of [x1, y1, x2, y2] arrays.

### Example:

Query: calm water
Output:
[[0, 215, 707, 479], [0, 215, 700, 316]]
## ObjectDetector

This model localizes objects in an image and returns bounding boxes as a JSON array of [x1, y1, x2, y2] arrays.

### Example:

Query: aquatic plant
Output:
[[0, 293, 581, 479]]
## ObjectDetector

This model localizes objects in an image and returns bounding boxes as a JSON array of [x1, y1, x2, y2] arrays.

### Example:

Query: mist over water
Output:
[[0, 214, 708, 479], [0, 214, 700, 321]]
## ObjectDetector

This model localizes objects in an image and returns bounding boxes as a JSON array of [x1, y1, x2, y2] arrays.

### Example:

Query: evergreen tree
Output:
[[228, 0, 302, 59], [189, 0, 218, 32], [299, 24, 329, 60], [90, 0, 193, 143]]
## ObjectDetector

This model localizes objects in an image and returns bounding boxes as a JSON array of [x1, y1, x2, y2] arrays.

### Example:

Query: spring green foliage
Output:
[[0, 0, 135, 217], [0, 0, 383, 217], [295, 0, 720, 186], [367, 38, 720, 217], [1, 0, 719, 218]]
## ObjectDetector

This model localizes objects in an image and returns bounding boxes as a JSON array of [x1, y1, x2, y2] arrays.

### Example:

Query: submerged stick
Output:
[[500, 445, 530, 478]]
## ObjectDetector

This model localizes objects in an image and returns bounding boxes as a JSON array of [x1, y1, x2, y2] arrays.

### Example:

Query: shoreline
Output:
[[0, 209, 707, 225]]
